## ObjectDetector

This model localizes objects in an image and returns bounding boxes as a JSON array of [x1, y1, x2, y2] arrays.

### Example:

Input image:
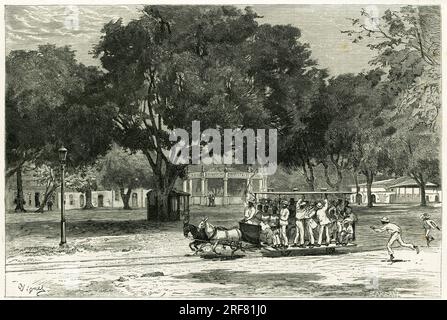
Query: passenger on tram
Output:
[[344, 200, 358, 240], [304, 203, 317, 247], [259, 206, 273, 245], [287, 198, 296, 242], [279, 201, 290, 248], [272, 199, 279, 215], [293, 198, 308, 247], [268, 207, 281, 248], [243, 200, 257, 224], [316, 198, 331, 247], [328, 199, 343, 244], [251, 204, 263, 225]]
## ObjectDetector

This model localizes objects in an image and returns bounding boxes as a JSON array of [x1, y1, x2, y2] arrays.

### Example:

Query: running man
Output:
[[370, 217, 420, 262], [420, 213, 441, 247]]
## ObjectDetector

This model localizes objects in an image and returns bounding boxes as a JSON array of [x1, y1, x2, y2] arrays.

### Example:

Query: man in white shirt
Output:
[[279, 202, 290, 248], [244, 201, 256, 224], [304, 205, 317, 247], [293, 198, 307, 247], [371, 217, 420, 262], [316, 198, 331, 246]]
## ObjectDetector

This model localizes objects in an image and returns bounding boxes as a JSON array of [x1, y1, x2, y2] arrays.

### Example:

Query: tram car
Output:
[[184, 190, 358, 257]]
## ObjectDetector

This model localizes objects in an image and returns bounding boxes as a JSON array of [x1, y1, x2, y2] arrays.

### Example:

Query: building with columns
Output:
[[182, 165, 268, 205]]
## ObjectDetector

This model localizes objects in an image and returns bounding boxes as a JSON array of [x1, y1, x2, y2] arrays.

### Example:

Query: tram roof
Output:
[[254, 191, 354, 195]]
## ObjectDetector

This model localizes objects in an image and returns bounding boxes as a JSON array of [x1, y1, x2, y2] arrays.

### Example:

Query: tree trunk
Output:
[[143, 149, 184, 221], [83, 188, 95, 209], [35, 185, 57, 213], [14, 165, 26, 212], [420, 183, 427, 206], [120, 187, 132, 210], [322, 159, 343, 191], [365, 171, 375, 208], [149, 166, 180, 222], [154, 189, 171, 221], [302, 160, 316, 191], [410, 172, 427, 207], [353, 171, 361, 205]]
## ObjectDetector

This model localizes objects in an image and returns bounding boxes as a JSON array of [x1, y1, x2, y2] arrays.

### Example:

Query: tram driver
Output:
[[243, 200, 257, 224]]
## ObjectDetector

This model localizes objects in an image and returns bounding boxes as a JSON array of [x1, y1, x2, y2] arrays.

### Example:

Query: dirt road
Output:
[[5, 204, 442, 298]]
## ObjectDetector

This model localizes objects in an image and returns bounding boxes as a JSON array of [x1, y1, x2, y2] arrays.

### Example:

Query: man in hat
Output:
[[293, 197, 308, 247], [316, 198, 331, 247], [420, 213, 440, 247], [304, 204, 317, 247], [268, 206, 281, 248], [259, 206, 273, 245], [371, 217, 420, 262], [327, 200, 341, 244], [252, 203, 264, 225], [279, 201, 290, 248], [344, 200, 358, 240], [243, 200, 257, 224]]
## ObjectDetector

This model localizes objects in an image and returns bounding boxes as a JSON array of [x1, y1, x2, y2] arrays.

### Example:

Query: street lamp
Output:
[[58, 146, 67, 246]]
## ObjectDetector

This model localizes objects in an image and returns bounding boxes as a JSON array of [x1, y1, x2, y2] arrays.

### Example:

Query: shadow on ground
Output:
[[175, 269, 423, 297], [6, 219, 181, 240]]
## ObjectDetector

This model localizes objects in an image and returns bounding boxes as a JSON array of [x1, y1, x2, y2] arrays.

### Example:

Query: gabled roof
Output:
[[354, 177, 403, 188], [353, 176, 438, 189], [389, 178, 437, 188]]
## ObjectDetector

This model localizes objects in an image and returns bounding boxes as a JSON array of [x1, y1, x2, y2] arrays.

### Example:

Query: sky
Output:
[[5, 4, 403, 76]]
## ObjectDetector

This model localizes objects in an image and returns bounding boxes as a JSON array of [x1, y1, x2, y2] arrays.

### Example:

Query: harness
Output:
[[208, 225, 236, 240], [209, 227, 218, 240]]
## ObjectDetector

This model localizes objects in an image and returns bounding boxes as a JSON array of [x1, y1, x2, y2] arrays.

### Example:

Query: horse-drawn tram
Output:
[[183, 190, 358, 258]]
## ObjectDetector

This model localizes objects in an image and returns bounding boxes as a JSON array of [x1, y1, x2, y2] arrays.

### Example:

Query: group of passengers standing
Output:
[[243, 195, 358, 249]]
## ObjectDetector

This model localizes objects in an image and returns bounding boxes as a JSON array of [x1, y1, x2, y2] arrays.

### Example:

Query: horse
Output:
[[182, 215, 208, 253], [197, 216, 243, 254], [183, 222, 209, 252]]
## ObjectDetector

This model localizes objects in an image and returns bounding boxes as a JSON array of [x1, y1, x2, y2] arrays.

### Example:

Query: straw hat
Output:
[[420, 213, 430, 220], [380, 217, 390, 223]]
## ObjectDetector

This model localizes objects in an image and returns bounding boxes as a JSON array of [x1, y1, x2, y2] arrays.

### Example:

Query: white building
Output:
[[350, 177, 441, 204], [56, 188, 150, 210], [5, 172, 150, 211]]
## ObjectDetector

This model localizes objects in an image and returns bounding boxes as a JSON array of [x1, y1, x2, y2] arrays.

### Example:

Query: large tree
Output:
[[98, 146, 154, 209], [385, 130, 439, 206], [276, 68, 329, 191], [244, 24, 326, 191], [32, 164, 59, 213], [345, 5, 440, 130], [345, 5, 441, 205], [6, 45, 82, 211], [6, 45, 114, 212], [93, 6, 282, 221], [65, 165, 98, 209]]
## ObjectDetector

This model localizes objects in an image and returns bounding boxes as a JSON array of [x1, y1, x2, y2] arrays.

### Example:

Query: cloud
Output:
[[27, 34, 46, 41], [14, 14, 37, 29]]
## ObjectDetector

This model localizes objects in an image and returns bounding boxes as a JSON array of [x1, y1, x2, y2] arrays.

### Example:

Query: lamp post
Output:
[[58, 146, 67, 246]]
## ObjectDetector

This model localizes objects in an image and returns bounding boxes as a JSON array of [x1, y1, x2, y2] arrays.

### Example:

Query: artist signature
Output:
[[369, 290, 400, 298], [17, 282, 46, 296]]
